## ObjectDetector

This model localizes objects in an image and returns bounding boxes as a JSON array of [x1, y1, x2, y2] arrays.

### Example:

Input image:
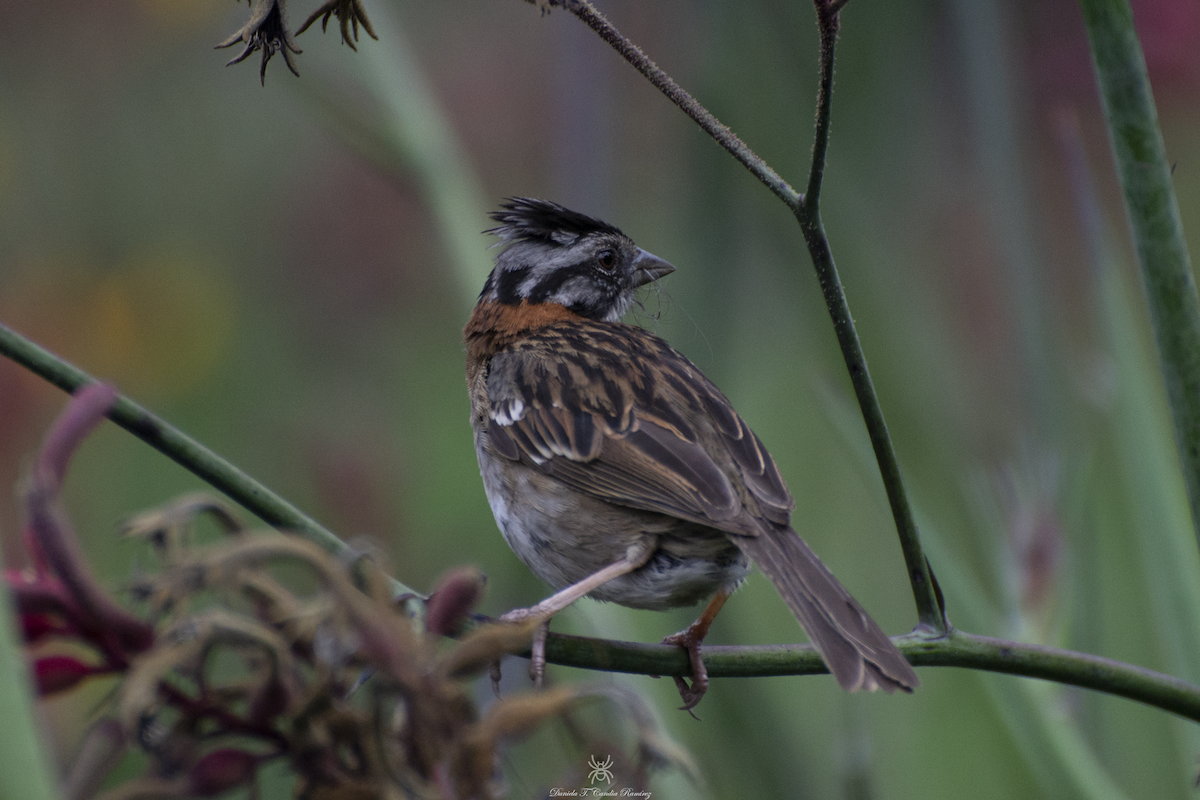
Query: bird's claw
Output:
[[662, 628, 708, 715], [494, 613, 550, 689]]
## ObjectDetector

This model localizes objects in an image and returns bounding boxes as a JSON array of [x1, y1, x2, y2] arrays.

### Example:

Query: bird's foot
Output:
[[493, 612, 551, 690], [661, 626, 709, 715]]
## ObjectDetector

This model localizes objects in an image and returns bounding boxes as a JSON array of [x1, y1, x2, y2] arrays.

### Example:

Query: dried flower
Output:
[[216, 0, 302, 84], [425, 566, 487, 637], [6, 384, 155, 697], [34, 654, 102, 695], [296, 0, 378, 51]]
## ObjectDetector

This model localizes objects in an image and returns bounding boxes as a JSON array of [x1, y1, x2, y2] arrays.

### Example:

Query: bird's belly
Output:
[[475, 435, 749, 610]]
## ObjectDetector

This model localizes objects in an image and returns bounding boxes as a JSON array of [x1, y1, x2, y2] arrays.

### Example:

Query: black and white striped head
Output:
[[479, 198, 675, 322]]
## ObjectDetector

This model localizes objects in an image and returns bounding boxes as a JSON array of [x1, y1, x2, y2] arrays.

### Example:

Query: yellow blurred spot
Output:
[[93, 276, 141, 374], [1, 248, 236, 399]]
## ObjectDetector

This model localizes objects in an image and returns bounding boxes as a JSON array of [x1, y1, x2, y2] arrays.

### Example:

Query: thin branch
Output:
[[1079, 0, 1200, 556], [555, 0, 800, 209], [0, 322, 420, 607], [804, 2, 839, 208], [793, 4, 943, 630], [537, 629, 1200, 724]]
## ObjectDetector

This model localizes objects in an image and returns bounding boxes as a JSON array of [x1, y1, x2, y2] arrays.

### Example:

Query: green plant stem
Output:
[[0, 322, 419, 605], [1080, 0, 1200, 554], [804, 3, 839, 206], [794, 2, 943, 632], [539, 629, 1200, 724], [0, 546, 60, 800]]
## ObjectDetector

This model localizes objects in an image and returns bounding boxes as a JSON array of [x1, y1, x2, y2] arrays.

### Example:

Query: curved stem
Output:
[[538, 628, 1200, 724], [0, 322, 420, 605]]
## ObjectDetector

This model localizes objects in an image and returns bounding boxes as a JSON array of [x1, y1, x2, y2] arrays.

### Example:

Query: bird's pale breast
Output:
[[473, 423, 749, 610]]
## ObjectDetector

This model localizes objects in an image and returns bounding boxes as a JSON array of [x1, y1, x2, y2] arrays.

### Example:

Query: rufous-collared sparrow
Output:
[[464, 198, 918, 709]]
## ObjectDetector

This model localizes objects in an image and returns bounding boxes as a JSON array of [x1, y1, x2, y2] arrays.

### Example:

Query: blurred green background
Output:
[[4, 0, 1200, 797]]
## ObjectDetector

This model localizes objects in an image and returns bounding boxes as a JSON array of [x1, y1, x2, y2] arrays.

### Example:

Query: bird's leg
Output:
[[496, 540, 655, 689], [661, 590, 730, 712], [529, 619, 549, 688]]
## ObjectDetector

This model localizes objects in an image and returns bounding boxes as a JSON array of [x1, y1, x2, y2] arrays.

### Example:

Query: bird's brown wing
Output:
[[484, 320, 792, 535], [486, 320, 919, 693]]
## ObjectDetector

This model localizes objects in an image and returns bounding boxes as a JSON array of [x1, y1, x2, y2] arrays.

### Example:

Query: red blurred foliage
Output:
[[187, 748, 262, 797], [33, 654, 104, 695], [1028, 0, 1200, 105], [5, 384, 155, 696]]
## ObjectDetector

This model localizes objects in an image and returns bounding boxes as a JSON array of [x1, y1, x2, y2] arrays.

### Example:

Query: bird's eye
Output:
[[597, 249, 616, 272]]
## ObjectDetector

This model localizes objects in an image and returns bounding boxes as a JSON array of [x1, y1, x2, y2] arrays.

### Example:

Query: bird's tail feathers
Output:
[[734, 528, 919, 693]]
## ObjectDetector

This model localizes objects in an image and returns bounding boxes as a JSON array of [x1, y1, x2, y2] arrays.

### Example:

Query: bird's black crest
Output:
[[485, 198, 624, 246]]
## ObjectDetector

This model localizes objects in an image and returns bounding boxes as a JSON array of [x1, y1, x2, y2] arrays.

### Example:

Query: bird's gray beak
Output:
[[630, 248, 676, 288]]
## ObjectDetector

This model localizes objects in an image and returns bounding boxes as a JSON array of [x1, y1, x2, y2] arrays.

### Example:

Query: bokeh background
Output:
[[4, 0, 1200, 797]]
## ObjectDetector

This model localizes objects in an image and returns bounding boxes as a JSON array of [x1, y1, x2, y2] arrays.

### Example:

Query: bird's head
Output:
[[479, 198, 675, 322]]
